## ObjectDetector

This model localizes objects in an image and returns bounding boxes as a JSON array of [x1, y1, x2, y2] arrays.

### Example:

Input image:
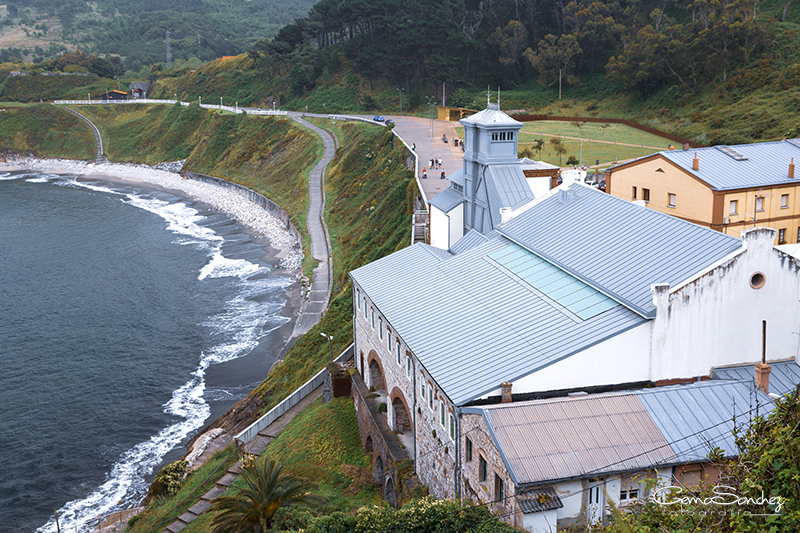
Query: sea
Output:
[[0, 170, 296, 532]]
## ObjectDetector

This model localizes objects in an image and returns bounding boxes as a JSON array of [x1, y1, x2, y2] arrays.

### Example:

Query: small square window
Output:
[[729, 199, 738, 215], [756, 197, 764, 212], [781, 194, 789, 208], [779, 228, 787, 244], [643, 188, 650, 202], [668, 193, 676, 207], [465, 437, 473, 462]]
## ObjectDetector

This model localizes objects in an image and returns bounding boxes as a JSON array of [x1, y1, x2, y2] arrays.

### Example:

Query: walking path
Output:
[[519, 129, 667, 151], [162, 386, 323, 533], [285, 114, 336, 342], [62, 106, 105, 164]]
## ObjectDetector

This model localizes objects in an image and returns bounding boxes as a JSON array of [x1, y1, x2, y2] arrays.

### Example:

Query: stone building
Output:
[[348, 102, 800, 530]]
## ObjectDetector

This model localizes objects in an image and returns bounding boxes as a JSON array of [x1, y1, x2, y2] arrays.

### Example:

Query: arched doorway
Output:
[[369, 359, 386, 391], [385, 477, 397, 507], [392, 396, 411, 433], [374, 455, 384, 486]]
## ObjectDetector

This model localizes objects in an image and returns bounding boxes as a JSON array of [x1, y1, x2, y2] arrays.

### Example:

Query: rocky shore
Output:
[[4, 158, 303, 271]]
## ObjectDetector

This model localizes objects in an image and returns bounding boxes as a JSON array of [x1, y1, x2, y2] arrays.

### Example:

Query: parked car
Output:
[[384, 119, 394, 126], [373, 115, 385, 122]]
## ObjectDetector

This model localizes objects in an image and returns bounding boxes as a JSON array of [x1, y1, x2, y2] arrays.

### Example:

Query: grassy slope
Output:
[[0, 103, 94, 158]]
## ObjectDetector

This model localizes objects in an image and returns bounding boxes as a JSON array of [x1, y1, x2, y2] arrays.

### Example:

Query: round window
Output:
[[750, 272, 766, 289]]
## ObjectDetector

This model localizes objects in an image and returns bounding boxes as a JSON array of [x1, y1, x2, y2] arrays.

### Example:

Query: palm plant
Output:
[[210, 454, 325, 532]]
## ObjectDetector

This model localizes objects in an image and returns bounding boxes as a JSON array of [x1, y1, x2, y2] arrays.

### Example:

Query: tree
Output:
[[524, 34, 582, 99], [491, 20, 529, 69], [549, 137, 567, 165], [210, 455, 325, 533]]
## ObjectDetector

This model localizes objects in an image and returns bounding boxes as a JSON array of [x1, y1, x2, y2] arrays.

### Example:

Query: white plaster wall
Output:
[[429, 205, 450, 250], [487, 323, 652, 397], [449, 203, 464, 248], [651, 228, 800, 380], [523, 509, 558, 533], [526, 176, 552, 199], [554, 480, 583, 521]]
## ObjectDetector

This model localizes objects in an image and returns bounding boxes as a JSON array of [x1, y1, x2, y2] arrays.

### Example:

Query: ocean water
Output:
[[0, 171, 295, 532]]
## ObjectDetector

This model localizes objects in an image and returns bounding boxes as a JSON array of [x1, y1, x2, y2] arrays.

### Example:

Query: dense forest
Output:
[[250, 0, 800, 103], [0, 0, 318, 69]]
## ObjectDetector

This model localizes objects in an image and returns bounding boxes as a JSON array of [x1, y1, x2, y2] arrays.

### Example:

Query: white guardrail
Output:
[[234, 343, 354, 445], [52, 99, 288, 116]]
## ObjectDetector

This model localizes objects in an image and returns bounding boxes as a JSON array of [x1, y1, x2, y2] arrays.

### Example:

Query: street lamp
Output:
[[425, 96, 436, 139], [396, 87, 404, 116], [220, 96, 223, 108], [320, 332, 333, 361]]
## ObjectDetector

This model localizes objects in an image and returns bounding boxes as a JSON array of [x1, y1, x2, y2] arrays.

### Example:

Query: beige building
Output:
[[606, 140, 800, 244]]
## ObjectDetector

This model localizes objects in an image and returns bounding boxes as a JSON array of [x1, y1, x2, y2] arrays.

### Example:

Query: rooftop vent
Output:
[[714, 145, 748, 161], [790, 158, 795, 179]]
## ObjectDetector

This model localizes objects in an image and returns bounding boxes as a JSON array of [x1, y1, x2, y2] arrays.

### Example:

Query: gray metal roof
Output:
[[448, 167, 465, 187], [498, 184, 743, 316], [460, 103, 523, 126], [636, 380, 773, 463], [485, 165, 536, 227], [350, 234, 646, 406], [712, 360, 800, 396], [428, 187, 463, 213], [626, 139, 800, 190], [450, 229, 491, 255], [519, 158, 559, 170], [478, 393, 677, 486], [472, 380, 772, 487]]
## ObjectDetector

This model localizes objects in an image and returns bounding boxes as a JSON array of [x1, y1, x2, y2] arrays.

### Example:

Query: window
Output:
[[781, 194, 789, 209], [779, 228, 787, 244], [500, 132, 506, 141], [449, 415, 455, 440], [370, 308, 375, 329], [508, 132, 514, 140], [357, 291, 361, 310], [797, 226, 800, 243], [491, 132, 498, 141], [440, 401, 446, 427], [465, 437, 473, 462], [756, 196, 764, 212], [495, 474, 504, 502], [681, 469, 702, 487], [387, 330, 392, 351], [420, 377, 426, 400], [479, 455, 488, 482], [363, 298, 368, 319], [667, 193, 676, 207], [643, 188, 650, 202], [632, 186, 637, 200], [406, 355, 412, 378], [428, 386, 434, 410], [619, 488, 640, 501], [379, 320, 383, 340], [729, 199, 738, 215], [396, 342, 401, 365]]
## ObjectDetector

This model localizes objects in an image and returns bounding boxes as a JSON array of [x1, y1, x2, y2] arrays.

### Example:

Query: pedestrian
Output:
[[412, 143, 416, 151], [430, 158, 434, 169], [437, 157, 442, 168], [440, 170, 445, 179], [422, 168, 427, 179]]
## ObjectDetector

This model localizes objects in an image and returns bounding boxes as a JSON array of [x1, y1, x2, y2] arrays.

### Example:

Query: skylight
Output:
[[488, 244, 618, 320], [714, 145, 748, 161]]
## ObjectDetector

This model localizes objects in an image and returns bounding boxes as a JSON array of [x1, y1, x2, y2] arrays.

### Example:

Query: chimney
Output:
[[692, 153, 699, 171], [755, 320, 771, 394], [501, 381, 513, 403], [790, 158, 795, 179]]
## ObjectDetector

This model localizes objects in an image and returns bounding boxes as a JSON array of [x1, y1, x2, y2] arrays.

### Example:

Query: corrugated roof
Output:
[[450, 229, 491, 255], [485, 165, 536, 227], [429, 187, 464, 213], [350, 234, 646, 406], [645, 140, 800, 190], [517, 487, 563, 513], [712, 360, 800, 396], [474, 380, 773, 487], [498, 184, 743, 316], [636, 380, 772, 463], [480, 394, 677, 485], [448, 167, 465, 188]]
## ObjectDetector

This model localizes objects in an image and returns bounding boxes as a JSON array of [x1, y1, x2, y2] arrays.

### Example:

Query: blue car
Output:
[[373, 115, 385, 122]]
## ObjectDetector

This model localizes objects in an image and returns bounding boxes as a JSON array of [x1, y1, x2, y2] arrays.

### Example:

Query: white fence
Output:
[[234, 343, 354, 445]]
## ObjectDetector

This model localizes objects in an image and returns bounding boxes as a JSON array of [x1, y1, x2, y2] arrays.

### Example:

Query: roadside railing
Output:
[[52, 99, 288, 116], [234, 343, 354, 445]]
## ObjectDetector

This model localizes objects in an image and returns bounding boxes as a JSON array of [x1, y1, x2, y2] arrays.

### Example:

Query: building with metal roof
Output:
[[605, 139, 800, 245], [349, 103, 800, 528], [461, 378, 774, 530]]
